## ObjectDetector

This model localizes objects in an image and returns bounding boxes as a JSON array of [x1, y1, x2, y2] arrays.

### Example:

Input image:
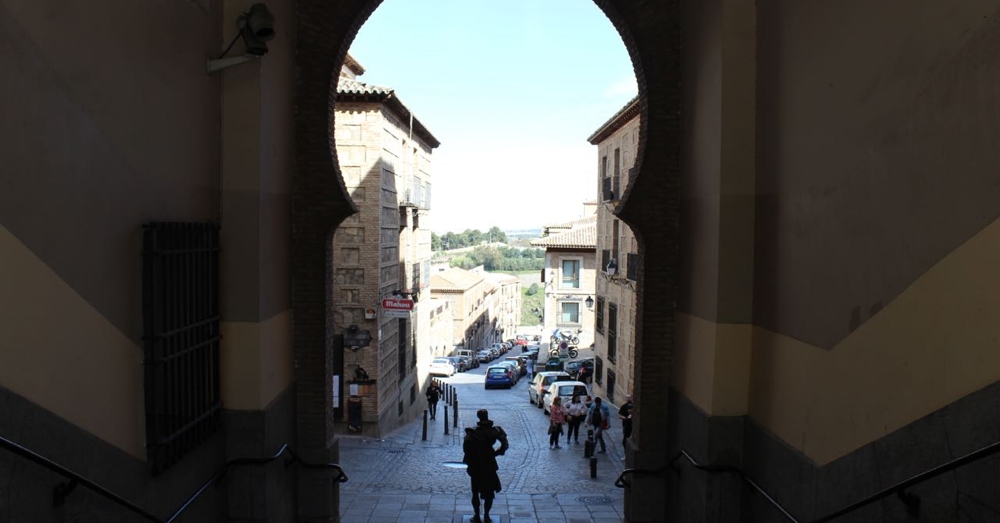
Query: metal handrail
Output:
[[0, 435, 348, 523], [615, 440, 1000, 523]]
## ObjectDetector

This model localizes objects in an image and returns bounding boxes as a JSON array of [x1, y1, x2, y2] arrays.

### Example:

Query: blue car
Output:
[[484, 365, 515, 389]]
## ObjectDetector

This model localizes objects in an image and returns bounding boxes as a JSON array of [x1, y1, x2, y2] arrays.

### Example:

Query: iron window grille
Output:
[[608, 303, 618, 363], [142, 222, 221, 475]]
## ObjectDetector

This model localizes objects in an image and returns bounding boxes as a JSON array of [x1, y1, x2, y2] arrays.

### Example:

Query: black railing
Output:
[[1, 435, 347, 523], [616, 440, 1000, 523]]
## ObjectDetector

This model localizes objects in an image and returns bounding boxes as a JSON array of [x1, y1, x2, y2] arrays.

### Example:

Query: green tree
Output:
[[526, 283, 539, 295], [431, 232, 441, 251]]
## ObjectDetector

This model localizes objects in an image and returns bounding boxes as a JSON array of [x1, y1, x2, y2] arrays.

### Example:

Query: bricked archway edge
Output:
[[291, 0, 679, 502]]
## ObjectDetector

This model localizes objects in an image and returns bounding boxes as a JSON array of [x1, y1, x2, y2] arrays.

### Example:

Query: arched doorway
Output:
[[290, 0, 679, 520]]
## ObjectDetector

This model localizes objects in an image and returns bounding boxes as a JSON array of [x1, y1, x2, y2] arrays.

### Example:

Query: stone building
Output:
[[333, 55, 439, 436], [5, 2, 1000, 521], [425, 298, 455, 359], [531, 215, 598, 349], [429, 267, 492, 353], [587, 96, 640, 405], [483, 271, 522, 345]]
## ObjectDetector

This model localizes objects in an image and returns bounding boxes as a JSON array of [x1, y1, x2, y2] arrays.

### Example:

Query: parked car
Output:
[[523, 345, 540, 360], [542, 380, 592, 414], [456, 349, 480, 368], [491, 342, 507, 355], [429, 357, 456, 377], [564, 358, 594, 380], [447, 356, 467, 372], [496, 361, 521, 385], [477, 349, 494, 363], [503, 355, 527, 377], [528, 371, 572, 406], [514, 335, 530, 346], [484, 365, 516, 389], [457, 355, 474, 371]]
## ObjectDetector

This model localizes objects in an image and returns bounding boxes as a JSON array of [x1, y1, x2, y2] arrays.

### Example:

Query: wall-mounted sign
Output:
[[364, 307, 377, 320], [343, 324, 372, 350], [382, 297, 414, 318]]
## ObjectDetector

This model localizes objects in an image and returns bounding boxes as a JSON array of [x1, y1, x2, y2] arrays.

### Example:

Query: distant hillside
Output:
[[504, 228, 542, 239]]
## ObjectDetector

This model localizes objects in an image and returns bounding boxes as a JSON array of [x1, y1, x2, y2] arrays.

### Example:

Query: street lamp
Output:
[[585, 296, 594, 309]]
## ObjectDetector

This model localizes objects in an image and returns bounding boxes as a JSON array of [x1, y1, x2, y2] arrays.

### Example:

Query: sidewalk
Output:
[[337, 374, 626, 523]]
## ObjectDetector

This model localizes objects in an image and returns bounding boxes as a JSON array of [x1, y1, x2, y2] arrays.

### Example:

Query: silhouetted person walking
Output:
[[619, 394, 634, 458], [426, 382, 441, 420], [463, 409, 509, 523]]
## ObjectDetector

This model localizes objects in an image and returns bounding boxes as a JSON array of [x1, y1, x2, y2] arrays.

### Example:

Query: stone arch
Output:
[[292, 0, 679, 517]]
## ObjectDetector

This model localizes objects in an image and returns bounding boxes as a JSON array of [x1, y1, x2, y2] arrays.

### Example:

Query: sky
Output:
[[348, 0, 637, 234]]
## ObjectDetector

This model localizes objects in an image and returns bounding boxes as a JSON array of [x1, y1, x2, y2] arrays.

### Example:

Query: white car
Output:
[[528, 371, 572, 407], [428, 357, 456, 377], [541, 380, 592, 414]]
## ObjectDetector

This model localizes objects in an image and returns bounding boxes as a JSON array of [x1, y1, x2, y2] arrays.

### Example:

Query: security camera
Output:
[[240, 3, 276, 56], [207, 3, 276, 73]]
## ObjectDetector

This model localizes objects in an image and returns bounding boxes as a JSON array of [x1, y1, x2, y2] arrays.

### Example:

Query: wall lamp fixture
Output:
[[207, 3, 276, 74], [585, 296, 594, 309], [604, 259, 635, 290]]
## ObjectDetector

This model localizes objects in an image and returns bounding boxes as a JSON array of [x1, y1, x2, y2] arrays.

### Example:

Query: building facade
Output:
[[333, 56, 439, 436], [429, 267, 492, 353], [588, 97, 641, 405], [483, 271, 522, 345], [5, 2, 1000, 522], [531, 217, 598, 350]]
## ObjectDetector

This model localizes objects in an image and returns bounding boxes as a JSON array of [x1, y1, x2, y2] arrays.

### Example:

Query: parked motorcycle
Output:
[[549, 340, 579, 359]]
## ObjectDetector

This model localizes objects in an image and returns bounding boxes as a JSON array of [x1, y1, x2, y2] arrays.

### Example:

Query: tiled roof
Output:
[[336, 77, 393, 97], [544, 214, 596, 231], [530, 221, 597, 249], [484, 272, 518, 284], [335, 77, 441, 148], [587, 95, 640, 144], [430, 267, 484, 291]]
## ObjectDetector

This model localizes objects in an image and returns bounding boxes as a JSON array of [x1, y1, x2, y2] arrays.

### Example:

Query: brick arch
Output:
[[291, 0, 679, 513]]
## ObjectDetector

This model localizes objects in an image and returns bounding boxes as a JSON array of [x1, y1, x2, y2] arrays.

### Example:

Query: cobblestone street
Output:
[[338, 356, 626, 523]]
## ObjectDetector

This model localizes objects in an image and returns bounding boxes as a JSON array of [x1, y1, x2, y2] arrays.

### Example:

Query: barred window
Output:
[[142, 222, 221, 475]]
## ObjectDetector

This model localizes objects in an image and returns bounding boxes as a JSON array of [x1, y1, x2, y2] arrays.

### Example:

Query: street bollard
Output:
[[453, 397, 459, 428], [589, 456, 598, 478], [422, 410, 428, 441], [444, 406, 450, 435], [584, 429, 595, 458]]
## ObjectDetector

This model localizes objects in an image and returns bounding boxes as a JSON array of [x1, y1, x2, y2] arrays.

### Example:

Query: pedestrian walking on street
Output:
[[619, 394, 634, 458], [577, 366, 591, 390], [565, 394, 587, 444], [548, 396, 566, 449], [426, 382, 441, 420], [587, 397, 611, 454], [462, 409, 509, 523]]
